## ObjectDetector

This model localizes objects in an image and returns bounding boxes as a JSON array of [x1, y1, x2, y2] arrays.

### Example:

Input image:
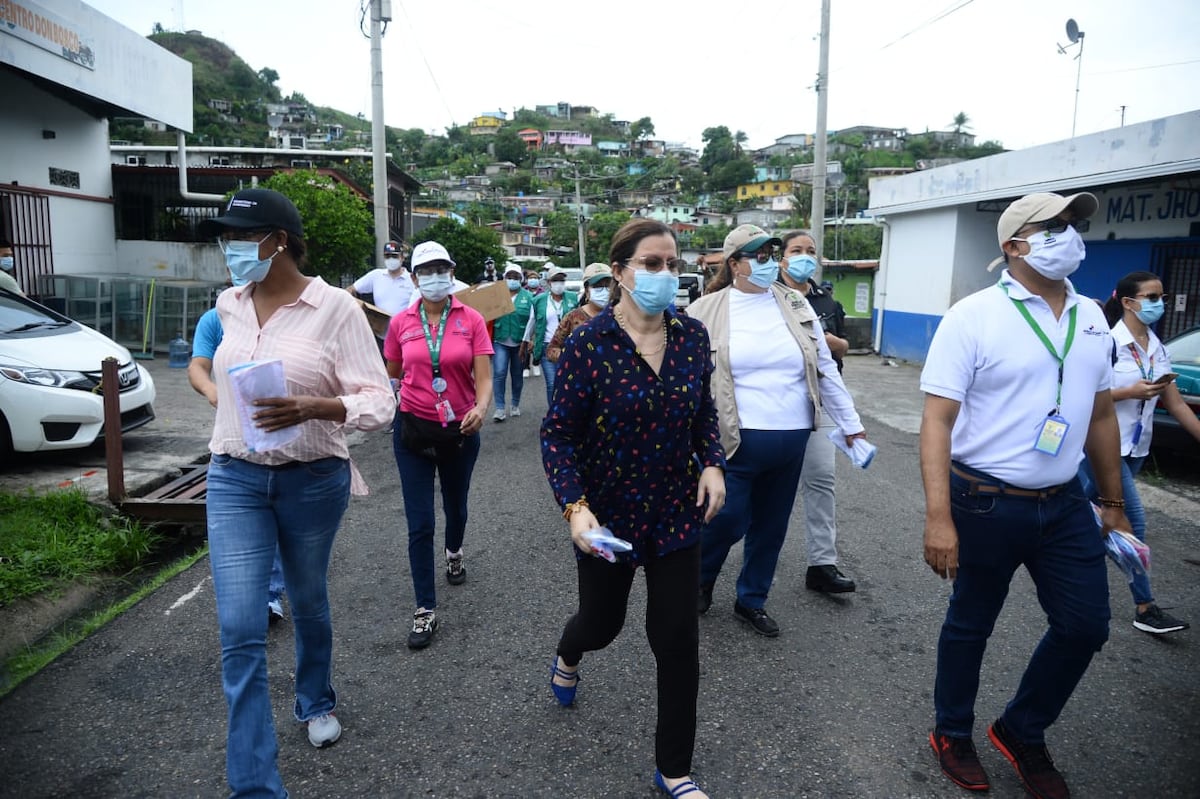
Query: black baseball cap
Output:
[[199, 189, 305, 238]]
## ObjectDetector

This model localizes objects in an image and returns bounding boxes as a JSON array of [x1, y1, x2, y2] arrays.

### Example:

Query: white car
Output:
[[0, 289, 156, 455], [562, 268, 584, 294]]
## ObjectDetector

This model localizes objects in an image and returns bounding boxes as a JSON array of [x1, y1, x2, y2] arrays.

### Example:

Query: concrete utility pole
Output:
[[370, 0, 391, 266], [574, 166, 587, 267], [810, 0, 831, 261]]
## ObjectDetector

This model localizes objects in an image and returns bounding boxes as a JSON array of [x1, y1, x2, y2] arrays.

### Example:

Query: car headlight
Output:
[[0, 363, 91, 389]]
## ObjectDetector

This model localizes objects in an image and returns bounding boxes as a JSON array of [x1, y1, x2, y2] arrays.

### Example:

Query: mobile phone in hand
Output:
[[1152, 372, 1179, 385]]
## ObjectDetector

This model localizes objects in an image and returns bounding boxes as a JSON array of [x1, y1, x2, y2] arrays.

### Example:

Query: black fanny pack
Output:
[[399, 411, 464, 463]]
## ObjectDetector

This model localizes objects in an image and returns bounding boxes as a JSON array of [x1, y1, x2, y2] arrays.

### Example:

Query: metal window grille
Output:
[[1149, 242, 1200, 339], [0, 187, 54, 297]]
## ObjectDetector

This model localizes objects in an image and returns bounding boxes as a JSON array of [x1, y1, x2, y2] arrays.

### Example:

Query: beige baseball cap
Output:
[[987, 191, 1098, 271], [723, 223, 782, 260], [583, 263, 612, 284]]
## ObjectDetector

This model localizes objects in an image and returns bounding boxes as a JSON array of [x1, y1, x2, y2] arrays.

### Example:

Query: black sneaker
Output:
[[929, 732, 989, 791], [1133, 604, 1188, 635], [407, 608, 438, 650], [733, 600, 780, 637], [988, 718, 1070, 799], [698, 583, 714, 615], [446, 552, 467, 585]]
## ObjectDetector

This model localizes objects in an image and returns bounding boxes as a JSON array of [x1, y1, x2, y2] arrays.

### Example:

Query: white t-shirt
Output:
[[353, 268, 414, 315], [729, 289, 810, 429], [920, 270, 1113, 488], [1110, 319, 1171, 458]]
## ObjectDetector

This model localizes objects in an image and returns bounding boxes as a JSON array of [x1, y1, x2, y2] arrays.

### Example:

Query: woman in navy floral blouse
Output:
[[540, 218, 726, 799]]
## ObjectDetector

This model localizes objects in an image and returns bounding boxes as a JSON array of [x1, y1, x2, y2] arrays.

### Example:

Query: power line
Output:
[[1087, 57, 1200, 76], [395, 1, 457, 131]]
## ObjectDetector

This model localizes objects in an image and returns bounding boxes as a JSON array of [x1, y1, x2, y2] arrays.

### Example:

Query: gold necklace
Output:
[[614, 304, 668, 357]]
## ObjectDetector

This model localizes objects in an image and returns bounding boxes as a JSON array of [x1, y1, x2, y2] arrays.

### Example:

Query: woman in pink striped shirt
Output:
[[199, 189, 394, 799]]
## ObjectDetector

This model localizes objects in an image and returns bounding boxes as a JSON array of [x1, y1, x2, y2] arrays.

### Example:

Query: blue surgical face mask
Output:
[[0, 255, 13, 271], [589, 286, 610, 307], [624, 268, 679, 315], [748, 256, 780, 289], [418, 273, 455, 302], [527, 278, 540, 289], [1134, 298, 1165, 325], [222, 234, 277, 284], [506, 278, 522, 291], [786, 254, 818, 284]]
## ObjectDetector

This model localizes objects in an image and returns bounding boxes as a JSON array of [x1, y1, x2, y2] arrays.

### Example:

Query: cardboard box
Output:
[[453, 281, 515, 322], [358, 300, 393, 338]]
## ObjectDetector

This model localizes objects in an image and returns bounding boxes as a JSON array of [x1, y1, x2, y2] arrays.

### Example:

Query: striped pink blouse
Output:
[[209, 277, 394, 494]]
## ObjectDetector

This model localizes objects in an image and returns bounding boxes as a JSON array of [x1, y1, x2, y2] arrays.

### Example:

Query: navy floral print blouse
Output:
[[540, 306, 726, 564]]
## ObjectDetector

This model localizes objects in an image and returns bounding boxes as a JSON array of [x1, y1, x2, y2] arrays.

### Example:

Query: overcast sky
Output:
[[86, 0, 1200, 153]]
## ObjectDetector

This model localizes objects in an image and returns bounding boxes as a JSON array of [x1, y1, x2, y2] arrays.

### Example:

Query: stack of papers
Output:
[[228, 360, 301, 453]]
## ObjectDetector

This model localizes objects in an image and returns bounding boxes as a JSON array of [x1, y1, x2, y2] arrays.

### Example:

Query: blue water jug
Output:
[[168, 333, 190, 368]]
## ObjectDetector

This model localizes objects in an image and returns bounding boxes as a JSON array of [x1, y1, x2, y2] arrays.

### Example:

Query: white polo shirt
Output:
[[1110, 320, 1171, 458], [353, 268, 415, 315], [920, 269, 1113, 488]]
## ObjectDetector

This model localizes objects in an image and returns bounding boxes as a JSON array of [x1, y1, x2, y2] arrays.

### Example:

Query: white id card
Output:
[[1033, 415, 1070, 456], [435, 398, 456, 424]]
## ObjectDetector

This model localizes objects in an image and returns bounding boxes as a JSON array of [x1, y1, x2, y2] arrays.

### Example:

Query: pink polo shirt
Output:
[[384, 298, 493, 422]]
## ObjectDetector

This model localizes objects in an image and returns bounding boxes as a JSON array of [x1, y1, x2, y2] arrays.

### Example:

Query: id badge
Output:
[[435, 399, 456, 424], [1033, 414, 1070, 456], [1131, 420, 1143, 446]]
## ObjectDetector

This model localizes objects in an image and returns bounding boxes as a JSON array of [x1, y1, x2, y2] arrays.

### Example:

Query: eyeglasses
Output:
[[1130, 292, 1169, 302], [1025, 218, 1090, 235], [414, 264, 453, 277], [217, 231, 271, 254], [625, 255, 687, 273], [736, 247, 779, 264]]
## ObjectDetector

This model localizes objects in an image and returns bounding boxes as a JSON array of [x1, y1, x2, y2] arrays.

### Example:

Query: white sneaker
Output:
[[267, 599, 284, 624], [493, 409, 506, 422], [532, 364, 542, 377], [306, 713, 341, 747], [522, 368, 531, 378], [509, 406, 521, 417]]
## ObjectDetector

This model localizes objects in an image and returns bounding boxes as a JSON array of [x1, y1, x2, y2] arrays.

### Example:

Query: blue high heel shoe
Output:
[[549, 659, 581, 707], [654, 769, 702, 797]]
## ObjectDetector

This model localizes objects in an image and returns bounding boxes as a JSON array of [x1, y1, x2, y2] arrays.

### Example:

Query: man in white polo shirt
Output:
[[347, 240, 415, 315], [919, 192, 1131, 799]]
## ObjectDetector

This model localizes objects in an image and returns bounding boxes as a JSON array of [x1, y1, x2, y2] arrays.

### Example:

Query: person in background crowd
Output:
[[1076, 270, 1199, 635], [689, 224, 867, 637], [777, 230, 857, 594], [0, 240, 23, 295], [525, 269, 544, 295], [523, 271, 544, 377], [198, 188, 394, 798], [481, 256, 498, 284], [545, 263, 611, 368], [491, 263, 533, 421], [523, 265, 578, 406], [188, 301, 287, 624], [346, 241, 414, 315], [541, 218, 725, 799], [385, 241, 493, 649], [921, 192, 1129, 798]]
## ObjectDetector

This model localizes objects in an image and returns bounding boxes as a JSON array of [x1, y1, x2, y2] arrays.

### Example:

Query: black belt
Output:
[[950, 464, 1070, 499]]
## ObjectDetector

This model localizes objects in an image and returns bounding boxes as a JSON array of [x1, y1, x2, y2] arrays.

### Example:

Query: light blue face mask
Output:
[[221, 234, 276, 284], [589, 287, 610, 307], [1134, 298, 1165, 325], [506, 279, 522, 291], [0, 256, 13, 272], [527, 278, 540, 289], [626, 269, 679, 315], [748, 256, 780, 289], [786, 254, 818, 284]]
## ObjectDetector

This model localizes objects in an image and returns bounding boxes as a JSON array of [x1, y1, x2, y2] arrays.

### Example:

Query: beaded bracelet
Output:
[[562, 498, 589, 521], [1097, 496, 1126, 509]]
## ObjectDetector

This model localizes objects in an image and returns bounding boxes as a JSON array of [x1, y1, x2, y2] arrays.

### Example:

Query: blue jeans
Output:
[[934, 467, 1110, 745], [492, 342, 523, 411], [268, 547, 284, 605], [700, 428, 810, 608], [1077, 455, 1151, 605], [392, 417, 481, 610], [541, 356, 558, 407], [206, 454, 351, 799]]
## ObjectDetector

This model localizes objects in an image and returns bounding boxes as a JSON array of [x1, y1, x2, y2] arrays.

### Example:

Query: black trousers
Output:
[[557, 543, 700, 778]]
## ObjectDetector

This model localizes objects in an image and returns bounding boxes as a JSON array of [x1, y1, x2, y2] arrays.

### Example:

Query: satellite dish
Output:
[[827, 171, 846, 189], [1066, 18, 1080, 43]]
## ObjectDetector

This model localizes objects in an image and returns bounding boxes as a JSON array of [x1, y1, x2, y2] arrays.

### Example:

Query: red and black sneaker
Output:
[[929, 731, 990, 791], [987, 718, 1070, 799]]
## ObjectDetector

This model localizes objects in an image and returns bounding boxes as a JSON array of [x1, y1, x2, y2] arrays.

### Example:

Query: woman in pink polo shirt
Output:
[[384, 240, 494, 649]]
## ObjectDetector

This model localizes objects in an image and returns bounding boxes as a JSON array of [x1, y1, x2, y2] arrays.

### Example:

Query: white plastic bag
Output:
[[828, 428, 877, 469]]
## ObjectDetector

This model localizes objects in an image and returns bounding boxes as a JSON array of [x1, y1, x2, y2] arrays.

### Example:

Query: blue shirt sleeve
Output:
[[192, 308, 224, 359]]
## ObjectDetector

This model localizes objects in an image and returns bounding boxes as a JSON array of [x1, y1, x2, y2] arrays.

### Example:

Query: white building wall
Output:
[[116, 241, 226, 283]]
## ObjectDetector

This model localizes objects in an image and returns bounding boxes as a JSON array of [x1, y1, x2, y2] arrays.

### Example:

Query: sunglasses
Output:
[[736, 247, 780, 263], [626, 255, 687, 273], [1027, 218, 1090, 235]]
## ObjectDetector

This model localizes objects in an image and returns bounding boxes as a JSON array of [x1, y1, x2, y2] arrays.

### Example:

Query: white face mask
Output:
[[418, 273, 454, 302], [384, 257, 403, 272], [589, 287, 610, 307], [550, 282, 566, 296], [1013, 225, 1086, 281]]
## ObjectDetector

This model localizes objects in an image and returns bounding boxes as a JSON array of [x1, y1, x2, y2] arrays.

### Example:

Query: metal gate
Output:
[[1150, 242, 1200, 340], [0, 187, 54, 297]]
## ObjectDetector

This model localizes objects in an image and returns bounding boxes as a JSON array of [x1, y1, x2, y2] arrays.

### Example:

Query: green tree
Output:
[[261, 170, 373, 284], [710, 157, 756, 191], [411, 218, 504, 284], [258, 67, 279, 87], [493, 126, 530, 165], [699, 126, 737, 174], [824, 224, 883, 260]]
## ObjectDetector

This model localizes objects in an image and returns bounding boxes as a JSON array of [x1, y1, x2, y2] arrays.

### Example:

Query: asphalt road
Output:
[[1, 357, 1197, 798]]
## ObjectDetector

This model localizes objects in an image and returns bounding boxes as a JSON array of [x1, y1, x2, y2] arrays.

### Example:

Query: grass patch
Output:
[[0, 487, 161, 607], [0, 545, 208, 696]]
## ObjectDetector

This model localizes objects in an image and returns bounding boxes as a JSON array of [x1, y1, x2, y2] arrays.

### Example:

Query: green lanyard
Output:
[[419, 303, 449, 380], [999, 282, 1076, 413]]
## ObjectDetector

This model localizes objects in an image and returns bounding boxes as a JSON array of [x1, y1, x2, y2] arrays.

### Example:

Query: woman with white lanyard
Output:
[[522, 265, 579, 406], [1078, 270, 1200, 635]]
